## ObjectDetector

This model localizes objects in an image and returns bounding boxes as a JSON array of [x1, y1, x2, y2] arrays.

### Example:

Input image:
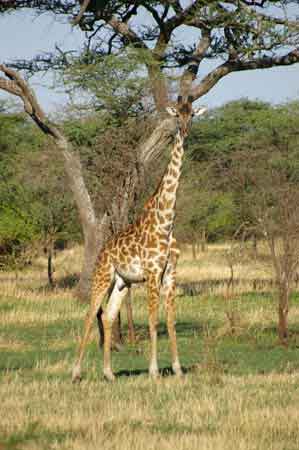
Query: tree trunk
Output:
[[278, 283, 289, 345], [75, 222, 104, 301], [191, 241, 197, 260], [201, 228, 206, 252], [47, 246, 54, 288], [252, 234, 258, 260]]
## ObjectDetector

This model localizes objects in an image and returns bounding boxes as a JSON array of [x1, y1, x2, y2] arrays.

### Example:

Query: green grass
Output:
[[1, 291, 299, 449]]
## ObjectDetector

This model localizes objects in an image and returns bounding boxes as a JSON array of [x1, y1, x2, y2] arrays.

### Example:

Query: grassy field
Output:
[[1, 244, 299, 450]]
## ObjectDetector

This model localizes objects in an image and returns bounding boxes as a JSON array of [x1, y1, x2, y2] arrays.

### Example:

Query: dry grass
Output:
[[177, 241, 275, 296], [0, 240, 274, 299], [178, 241, 272, 280], [1, 372, 299, 450], [1, 244, 299, 449]]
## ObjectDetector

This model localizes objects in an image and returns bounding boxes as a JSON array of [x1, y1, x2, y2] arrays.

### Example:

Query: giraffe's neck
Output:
[[152, 131, 185, 233]]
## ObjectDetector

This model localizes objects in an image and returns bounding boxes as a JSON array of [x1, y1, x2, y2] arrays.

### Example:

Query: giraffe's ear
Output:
[[166, 106, 178, 117], [193, 106, 207, 117]]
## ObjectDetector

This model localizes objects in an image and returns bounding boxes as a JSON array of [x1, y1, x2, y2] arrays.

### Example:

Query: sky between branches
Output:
[[1, 8, 299, 113]]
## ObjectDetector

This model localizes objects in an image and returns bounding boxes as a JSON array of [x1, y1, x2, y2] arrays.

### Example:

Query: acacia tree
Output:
[[1, 0, 299, 302]]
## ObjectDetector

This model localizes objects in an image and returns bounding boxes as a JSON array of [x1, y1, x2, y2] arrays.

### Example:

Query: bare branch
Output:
[[179, 28, 211, 100], [108, 15, 147, 49], [191, 48, 299, 100]]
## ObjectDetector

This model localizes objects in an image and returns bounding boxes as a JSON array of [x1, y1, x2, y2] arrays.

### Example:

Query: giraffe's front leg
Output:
[[164, 283, 182, 377], [147, 273, 161, 379], [163, 255, 182, 377]]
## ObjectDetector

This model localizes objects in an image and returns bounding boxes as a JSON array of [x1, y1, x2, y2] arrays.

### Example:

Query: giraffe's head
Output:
[[166, 95, 207, 138]]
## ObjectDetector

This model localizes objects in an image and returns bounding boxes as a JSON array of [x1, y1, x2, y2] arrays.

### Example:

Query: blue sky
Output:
[[1, 9, 299, 113]]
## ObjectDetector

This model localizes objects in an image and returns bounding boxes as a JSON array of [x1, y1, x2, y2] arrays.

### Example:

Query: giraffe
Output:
[[72, 95, 207, 382]]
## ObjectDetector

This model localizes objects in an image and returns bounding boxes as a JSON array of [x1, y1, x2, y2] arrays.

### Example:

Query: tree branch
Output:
[[191, 48, 299, 100], [179, 28, 211, 99], [107, 15, 147, 49]]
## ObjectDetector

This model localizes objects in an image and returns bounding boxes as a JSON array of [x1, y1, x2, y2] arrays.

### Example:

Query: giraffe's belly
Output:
[[114, 258, 145, 283]]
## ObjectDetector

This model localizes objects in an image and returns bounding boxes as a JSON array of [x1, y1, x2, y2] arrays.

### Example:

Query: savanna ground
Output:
[[1, 243, 299, 450]]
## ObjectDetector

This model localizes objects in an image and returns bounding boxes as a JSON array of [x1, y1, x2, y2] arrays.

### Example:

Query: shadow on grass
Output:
[[247, 323, 299, 347], [1, 318, 81, 342], [33, 273, 80, 292], [156, 321, 204, 339], [0, 346, 73, 374], [177, 277, 276, 297], [120, 320, 205, 343], [0, 421, 82, 450], [55, 273, 80, 289], [115, 365, 195, 378]]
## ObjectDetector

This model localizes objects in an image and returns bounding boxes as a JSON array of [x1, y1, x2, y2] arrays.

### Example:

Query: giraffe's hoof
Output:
[[103, 369, 116, 382], [172, 363, 183, 377], [173, 368, 183, 378], [149, 367, 160, 380], [72, 365, 82, 383], [72, 375, 82, 384], [150, 373, 160, 381]]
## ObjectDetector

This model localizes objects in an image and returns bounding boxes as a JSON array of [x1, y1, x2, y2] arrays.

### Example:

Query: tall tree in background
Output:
[[0, 0, 299, 302]]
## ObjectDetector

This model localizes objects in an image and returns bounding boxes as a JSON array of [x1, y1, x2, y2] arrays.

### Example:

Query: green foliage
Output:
[[0, 202, 37, 271], [177, 172, 237, 243], [205, 192, 237, 239], [0, 104, 80, 270], [189, 99, 299, 162], [63, 49, 152, 118], [179, 99, 299, 244], [0, 202, 37, 243], [63, 115, 105, 146]]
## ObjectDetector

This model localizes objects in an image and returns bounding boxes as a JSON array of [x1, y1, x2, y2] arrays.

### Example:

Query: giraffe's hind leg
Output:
[[72, 261, 114, 383], [96, 307, 123, 351], [102, 274, 128, 381]]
